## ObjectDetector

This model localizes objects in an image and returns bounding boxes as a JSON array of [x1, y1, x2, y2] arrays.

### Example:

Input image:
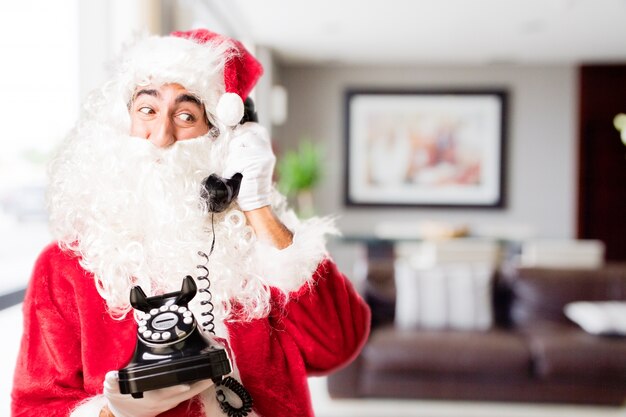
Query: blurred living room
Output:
[[1, 0, 626, 416]]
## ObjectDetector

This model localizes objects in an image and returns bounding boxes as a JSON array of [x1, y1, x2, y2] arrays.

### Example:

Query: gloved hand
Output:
[[103, 371, 214, 417], [223, 122, 276, 211]]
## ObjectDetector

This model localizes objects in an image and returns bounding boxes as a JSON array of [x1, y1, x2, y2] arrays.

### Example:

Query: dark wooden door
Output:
[[578, 65, 626, 261]]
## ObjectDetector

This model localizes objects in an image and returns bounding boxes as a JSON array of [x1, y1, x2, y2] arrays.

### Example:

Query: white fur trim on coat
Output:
[[70, 395, 107, 417], [252, 213, 339, 294]]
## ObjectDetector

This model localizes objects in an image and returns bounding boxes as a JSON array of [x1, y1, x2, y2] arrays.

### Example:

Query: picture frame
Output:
[[344, 89, 507, 208]]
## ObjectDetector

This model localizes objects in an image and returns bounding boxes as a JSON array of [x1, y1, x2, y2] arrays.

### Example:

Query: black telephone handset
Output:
[[118, 276, 231, 398], [240, 96, 259, 124], [200, 97, 258, 213]]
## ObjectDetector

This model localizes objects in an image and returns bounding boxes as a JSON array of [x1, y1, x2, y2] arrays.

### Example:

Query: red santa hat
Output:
[[170, 28, 263, 126], [112, 28, 263, 128]]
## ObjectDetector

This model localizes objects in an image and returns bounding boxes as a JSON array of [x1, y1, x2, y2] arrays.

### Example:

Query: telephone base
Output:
[[118, 346, 231, 397]]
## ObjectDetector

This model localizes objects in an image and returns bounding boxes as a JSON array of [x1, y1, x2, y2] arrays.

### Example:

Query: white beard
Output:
[[47, 121, 271, 325]]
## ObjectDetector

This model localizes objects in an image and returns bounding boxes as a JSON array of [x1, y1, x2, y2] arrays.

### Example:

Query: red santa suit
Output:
[[10, 28, 370, 417], [11, 242, 370, 417]]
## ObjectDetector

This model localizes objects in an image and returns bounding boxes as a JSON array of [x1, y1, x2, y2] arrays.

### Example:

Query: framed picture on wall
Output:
[[344, 89, 507, 208]]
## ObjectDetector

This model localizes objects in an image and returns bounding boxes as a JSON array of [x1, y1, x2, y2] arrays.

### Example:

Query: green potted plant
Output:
[[277, 139, 322, 218]]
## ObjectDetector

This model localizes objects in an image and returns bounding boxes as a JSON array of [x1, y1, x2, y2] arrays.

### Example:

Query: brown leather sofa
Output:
[[328, 257, 626, 405]]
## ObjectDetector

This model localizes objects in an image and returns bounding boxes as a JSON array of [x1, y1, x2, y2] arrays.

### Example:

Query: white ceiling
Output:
[[202, 0, 626, 66]]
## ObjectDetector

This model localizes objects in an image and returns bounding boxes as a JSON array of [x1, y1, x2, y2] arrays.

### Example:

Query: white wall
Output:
[[275, 64, 578, 240]]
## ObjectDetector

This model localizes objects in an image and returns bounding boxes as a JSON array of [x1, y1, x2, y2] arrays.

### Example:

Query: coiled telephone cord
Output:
[[196, 212, 253, 417], [196, 252, 216, 333], [216, 376, 254, 417]]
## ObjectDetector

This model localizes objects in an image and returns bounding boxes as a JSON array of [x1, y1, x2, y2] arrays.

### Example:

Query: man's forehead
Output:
[[132, 84, 203, 107]]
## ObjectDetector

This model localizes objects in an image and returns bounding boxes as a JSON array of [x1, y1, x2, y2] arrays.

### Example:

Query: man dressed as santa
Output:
[[11, 29, 370, 417]]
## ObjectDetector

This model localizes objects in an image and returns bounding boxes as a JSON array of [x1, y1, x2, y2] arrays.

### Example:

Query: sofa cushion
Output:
[[527, 326, 626, 382], [564, 301, 626, 336], [363, 325, 530, 376], [394, 260, 494, 330], [506, 265, 626, 328]]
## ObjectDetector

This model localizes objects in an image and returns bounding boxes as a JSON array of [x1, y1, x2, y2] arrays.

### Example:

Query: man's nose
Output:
[[148, 115, 176, 148]]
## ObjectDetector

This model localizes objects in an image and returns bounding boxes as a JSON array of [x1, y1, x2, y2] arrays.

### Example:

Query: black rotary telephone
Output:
[[199, 97, 258, 213], [118, 274, 253, 416], [118, 276, 231, 397]]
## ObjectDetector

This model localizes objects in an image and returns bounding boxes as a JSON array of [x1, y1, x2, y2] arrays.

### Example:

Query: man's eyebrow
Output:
[[133, 89, 159, 100], [175, 93, 203, 107]]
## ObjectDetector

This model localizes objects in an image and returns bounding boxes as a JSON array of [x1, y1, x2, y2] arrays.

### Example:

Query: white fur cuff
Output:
[[253, 215, 338, 294], [70, 395, 108, 417]]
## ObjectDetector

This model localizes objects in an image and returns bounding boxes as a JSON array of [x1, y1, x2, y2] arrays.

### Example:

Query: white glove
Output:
[[223, 122, 276, 211], [103, 371, 214, 417]]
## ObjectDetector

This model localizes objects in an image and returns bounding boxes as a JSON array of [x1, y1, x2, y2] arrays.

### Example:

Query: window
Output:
[[0, 0, 79, 303]]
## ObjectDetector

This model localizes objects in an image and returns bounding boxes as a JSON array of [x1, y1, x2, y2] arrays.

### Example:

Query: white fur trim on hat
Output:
[[113, 35, 234, 126], [216, 92, 245, 126]]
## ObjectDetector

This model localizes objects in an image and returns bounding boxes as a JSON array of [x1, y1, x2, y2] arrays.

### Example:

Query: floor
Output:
[[309, 373, 626, 417]]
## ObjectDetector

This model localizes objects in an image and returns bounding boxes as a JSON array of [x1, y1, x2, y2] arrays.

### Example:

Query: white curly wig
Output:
[[47, 31, 336, 329]]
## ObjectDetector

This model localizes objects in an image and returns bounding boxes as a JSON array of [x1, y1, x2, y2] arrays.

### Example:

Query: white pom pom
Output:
[[216, 93, 244, 127]]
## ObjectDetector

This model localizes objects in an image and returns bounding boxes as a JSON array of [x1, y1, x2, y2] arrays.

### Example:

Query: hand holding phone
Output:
[[104, 371, 214, 417], [223, 122, 275, 211]]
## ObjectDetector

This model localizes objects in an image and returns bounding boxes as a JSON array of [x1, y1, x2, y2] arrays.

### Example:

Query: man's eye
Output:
[[178, 113, 195, 122], [138, 107, 154, 115]]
